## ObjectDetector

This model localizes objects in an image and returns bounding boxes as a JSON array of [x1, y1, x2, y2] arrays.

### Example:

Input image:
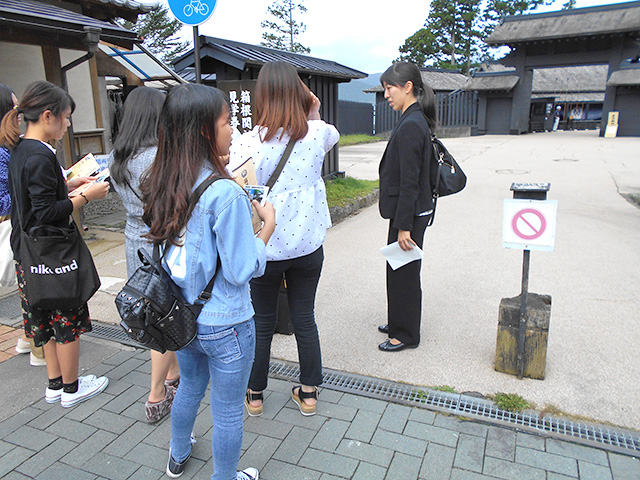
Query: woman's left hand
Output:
[[308, 92, 321, 120], [398, 230, 416, 251], [67, 176, 93, 191]]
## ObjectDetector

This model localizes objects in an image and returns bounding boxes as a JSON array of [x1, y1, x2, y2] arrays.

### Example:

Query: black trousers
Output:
[[248, 246, 324, 392], [386, 216, 430, 345]]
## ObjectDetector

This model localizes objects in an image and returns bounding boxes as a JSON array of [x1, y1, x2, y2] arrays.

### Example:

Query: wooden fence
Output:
[[374, 90, 478, 134]]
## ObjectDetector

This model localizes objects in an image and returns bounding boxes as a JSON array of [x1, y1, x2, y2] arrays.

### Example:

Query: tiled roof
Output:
[[92, 0, 158, 13], [173, 36, 367, 81], [487, 1, 640, 45], [0, 0, 139, 46]]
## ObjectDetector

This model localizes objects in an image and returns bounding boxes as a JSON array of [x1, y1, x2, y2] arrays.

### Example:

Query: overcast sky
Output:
[[160, 0, 636, 74]]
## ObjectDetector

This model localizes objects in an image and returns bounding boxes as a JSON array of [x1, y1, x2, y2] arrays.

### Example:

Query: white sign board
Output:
[[503, 199, 558, 251]]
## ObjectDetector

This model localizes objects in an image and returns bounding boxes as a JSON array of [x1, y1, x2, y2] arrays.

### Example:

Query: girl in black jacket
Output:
[[2, 81, 110, 407], [377, 62, 437, 352]]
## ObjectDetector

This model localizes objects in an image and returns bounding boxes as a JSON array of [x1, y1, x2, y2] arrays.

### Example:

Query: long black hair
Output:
[[380, 62, 437, 131], [110, 87, 165, 186], [141, 83, 231, 246]]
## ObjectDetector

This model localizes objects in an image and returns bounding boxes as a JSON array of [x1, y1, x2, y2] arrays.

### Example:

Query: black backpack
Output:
[[115, 176, 222, 353]]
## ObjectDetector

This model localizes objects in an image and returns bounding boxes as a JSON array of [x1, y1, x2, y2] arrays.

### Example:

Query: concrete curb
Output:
[[329, 189, 379, 225]]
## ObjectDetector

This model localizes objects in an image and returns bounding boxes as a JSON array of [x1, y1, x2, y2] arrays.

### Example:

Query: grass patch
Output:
[[338, 134, 382, 147], [325, 176, 379, 208], [492, 393, 531, 412], [431, 385, 457, 393]]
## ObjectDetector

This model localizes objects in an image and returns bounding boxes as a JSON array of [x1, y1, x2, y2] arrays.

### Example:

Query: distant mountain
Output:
[[338, 73, 381, 105]]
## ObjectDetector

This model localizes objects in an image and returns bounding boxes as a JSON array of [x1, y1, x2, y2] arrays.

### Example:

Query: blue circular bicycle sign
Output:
[[168, 0, 216, 26]]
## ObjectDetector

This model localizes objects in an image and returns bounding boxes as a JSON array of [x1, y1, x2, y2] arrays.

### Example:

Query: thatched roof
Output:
[[364, 68, 468, 93], [463, 65, 607, 93], [533, 65, 608, 93], [487, 1, 640, 45], [463, 74, 519, 91], [608, 66, 640, 86]]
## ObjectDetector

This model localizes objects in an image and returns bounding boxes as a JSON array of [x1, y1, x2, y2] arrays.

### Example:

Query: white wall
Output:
[[0, 42, 98, 132]]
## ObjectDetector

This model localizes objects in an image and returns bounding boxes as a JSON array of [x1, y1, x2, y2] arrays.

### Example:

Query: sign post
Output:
[[167, 0, 217, 83], [496, 183, 557, 379]]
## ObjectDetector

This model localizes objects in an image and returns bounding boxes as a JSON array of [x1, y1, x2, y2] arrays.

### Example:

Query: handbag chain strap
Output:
[[265, 138, 296, 191]]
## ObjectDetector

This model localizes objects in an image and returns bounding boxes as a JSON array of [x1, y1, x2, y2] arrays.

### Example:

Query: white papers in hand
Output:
[[380, 241, 424, 270]]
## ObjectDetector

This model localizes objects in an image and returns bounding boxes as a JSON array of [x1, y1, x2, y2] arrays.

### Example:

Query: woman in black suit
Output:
[[378, 62, 437, 352]]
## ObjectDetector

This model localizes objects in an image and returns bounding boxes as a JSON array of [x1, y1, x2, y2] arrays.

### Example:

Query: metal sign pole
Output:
[[193, 26, 201, 84]]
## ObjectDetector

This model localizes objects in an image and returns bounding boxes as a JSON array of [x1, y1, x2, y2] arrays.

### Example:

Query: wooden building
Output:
[[0, 0, 160, 165], [480, 1, 640, 136], [172, 37, 367, 177]]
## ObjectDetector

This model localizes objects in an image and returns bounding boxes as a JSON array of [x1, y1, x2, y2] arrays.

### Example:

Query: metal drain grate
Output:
[[270, 361, 640, 457], [88, 322, 640, 457], [86, 321, 144, 348]]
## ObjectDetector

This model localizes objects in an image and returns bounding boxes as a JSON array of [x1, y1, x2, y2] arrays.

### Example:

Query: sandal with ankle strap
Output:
[[291, 386, 318, 416], [244, 390, 263, 417]]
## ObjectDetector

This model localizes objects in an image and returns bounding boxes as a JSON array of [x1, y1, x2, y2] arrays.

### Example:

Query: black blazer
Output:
[[9, 139, 74, 261], [378, 102, 433, 232]]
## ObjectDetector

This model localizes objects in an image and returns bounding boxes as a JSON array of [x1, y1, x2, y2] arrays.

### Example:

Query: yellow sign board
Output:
[[604, 111, 619, 138]]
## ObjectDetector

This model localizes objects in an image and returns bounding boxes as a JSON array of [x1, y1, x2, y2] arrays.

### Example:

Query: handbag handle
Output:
[[265, 138, 296, 191]]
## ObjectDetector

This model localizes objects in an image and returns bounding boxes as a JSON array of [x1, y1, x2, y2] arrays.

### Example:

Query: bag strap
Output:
[[123, 174, 143, 202], [153, 174, 224, 302], [265, 138, 296, 191], [427, 135, 442, 228]]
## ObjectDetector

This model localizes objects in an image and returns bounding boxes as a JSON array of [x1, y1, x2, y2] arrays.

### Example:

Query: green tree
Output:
[[119, 6, 190, 62], [398, 0, 555, 73], [261, 0, 310, 54]]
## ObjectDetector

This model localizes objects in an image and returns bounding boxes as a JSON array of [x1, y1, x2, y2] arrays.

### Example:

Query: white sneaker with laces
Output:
[[15, 338, 30, 354], [45, 375, 98, 403], [29, 352, 46, 366], [237, 467, 259, 480], [60, 375, 109, 408]]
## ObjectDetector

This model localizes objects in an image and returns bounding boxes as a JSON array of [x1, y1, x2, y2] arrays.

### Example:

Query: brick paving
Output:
[[0, 345, 639, 479]]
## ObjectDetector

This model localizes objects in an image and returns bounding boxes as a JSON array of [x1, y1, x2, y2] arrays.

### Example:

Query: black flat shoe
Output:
[[378, 324, 389, 334], [378, 339, 419, 352]]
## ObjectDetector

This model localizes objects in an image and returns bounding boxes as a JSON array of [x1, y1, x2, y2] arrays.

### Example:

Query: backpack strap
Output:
[[154, 174, 225, 303]]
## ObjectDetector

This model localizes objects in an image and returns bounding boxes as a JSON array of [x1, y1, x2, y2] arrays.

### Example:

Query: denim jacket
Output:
[[163, 168, 266, 326]]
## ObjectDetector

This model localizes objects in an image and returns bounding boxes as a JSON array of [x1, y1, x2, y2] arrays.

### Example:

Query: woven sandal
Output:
[[291, 386, 318, 416], [244, 390, 263, 417]]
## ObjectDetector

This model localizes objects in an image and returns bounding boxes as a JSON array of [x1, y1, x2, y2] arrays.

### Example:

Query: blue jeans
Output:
[[248, 246, 324, 392], [170, 319, 255, 480]]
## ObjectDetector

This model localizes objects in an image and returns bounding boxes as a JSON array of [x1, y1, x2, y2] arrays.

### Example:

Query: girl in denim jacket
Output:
[[140, 83, 275, 480]]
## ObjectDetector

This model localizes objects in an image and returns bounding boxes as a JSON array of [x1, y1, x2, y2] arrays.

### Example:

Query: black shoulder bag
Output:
[[428, 135, 467, 226], [115, 175, 222, 353]]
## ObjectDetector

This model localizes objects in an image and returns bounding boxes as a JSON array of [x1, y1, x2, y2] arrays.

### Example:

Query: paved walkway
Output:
[[1, 131, 640, 478], [1, 341, 639, 479]]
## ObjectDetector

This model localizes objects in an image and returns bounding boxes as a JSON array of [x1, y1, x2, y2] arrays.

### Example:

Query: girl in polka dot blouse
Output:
[[230, 61, 339, 417]]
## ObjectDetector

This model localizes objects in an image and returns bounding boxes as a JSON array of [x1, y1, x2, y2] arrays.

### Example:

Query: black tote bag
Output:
[[20, 223, 100, 310]]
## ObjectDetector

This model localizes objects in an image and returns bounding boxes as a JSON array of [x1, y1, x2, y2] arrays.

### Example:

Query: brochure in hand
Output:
[[67, 153, 110, 197], [232, 157, 269, 233]]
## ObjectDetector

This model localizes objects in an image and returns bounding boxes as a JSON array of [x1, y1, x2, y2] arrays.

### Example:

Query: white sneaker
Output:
[[15, 338, 30, 354], [30, 352, 46, 366], [45, 375, 98, 403], [237, 467, 259, 480], [60, 375, 108, 408]]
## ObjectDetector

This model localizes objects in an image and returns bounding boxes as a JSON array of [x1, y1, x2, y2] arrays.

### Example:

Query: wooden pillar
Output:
[[509, 50, 533, 135], [41, 45, 73, 169]]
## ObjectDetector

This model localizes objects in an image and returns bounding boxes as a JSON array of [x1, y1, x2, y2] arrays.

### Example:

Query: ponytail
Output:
[[0, 108, 20, 148], [0, 81, 75, 148], [380, 62, 438, 132]]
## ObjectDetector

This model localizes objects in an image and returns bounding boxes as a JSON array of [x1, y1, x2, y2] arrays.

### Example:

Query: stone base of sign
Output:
[[495, 293, 551, 380]]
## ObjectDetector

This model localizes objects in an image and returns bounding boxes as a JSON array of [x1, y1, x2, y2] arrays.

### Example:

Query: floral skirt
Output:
[[15, 263, 92, 347]]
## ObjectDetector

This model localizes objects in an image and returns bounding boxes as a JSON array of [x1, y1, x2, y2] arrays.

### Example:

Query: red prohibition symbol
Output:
[[512, 208, 546, 240]]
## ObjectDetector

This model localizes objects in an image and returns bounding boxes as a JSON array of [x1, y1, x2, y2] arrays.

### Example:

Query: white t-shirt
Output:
[[229, 120, 339, 261]]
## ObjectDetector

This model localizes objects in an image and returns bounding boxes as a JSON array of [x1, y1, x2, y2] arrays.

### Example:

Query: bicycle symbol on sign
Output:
[[183, 0, 209, 16]]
